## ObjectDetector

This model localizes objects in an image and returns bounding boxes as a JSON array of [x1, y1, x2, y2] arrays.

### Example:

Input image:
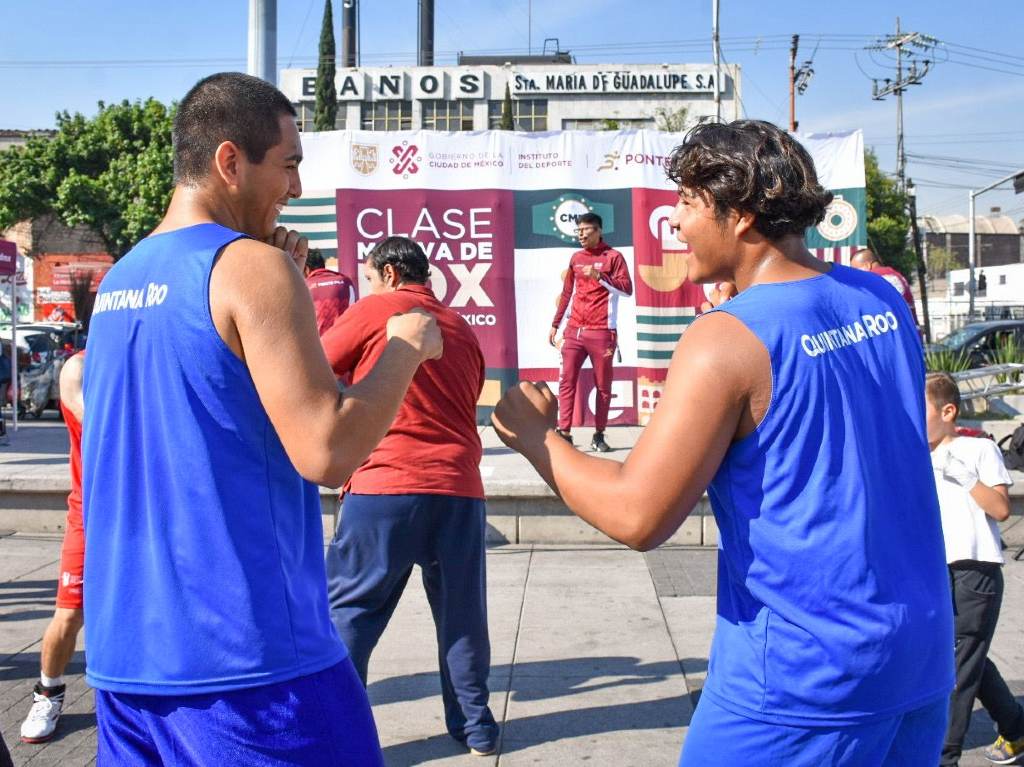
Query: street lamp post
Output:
[[968, 167, 1024, 318]]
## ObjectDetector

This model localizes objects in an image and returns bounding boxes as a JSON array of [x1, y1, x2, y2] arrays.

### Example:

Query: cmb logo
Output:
[[350, 143, 378, 175], [390, 141, 422, 179]]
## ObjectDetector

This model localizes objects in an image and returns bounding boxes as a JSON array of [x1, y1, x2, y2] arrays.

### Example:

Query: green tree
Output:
[[0, 99, 174, 260], [864, 148, 914, 279], [925, 244, 959, 281], [500, 84, 514, 130], [313, 0, 337, 131], [654, 106, 689, 133]]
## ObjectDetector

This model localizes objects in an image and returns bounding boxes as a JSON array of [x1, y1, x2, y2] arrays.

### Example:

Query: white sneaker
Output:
[[20, 683, 65, 743]]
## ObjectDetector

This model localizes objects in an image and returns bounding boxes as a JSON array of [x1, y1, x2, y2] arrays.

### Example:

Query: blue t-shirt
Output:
[[703, 265, 953, 725], [82, 223, 346, 695]]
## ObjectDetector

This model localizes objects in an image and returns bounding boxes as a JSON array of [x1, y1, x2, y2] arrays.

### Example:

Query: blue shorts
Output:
[[95, 658, 383, 766], [679, 694, 948, 767]]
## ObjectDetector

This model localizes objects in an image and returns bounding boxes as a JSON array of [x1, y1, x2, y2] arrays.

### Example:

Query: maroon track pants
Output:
[[557, 328, 616, 432]]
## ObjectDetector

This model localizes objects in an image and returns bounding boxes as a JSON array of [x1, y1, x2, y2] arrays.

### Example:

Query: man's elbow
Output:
[[615, 505, 676, 552], [293, 452, 347, 489]]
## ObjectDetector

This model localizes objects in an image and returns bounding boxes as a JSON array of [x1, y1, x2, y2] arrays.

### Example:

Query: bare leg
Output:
[[40, 608, 83, 679]]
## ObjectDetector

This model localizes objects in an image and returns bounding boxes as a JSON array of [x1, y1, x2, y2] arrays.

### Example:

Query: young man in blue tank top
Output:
[[82, 73, 442, 766], [492, 120, 953, 765]]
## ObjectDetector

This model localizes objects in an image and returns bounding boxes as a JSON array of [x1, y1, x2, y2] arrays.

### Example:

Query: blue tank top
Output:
[[82, 223, 346, 695], [702, 265, 953, 726]]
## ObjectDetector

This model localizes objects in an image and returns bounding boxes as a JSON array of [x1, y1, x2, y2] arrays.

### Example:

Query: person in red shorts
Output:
[[549, 212, 633, 452], [20, 352, 85, 744], [850, 247, 920, 328], [321, 236, 499, 756], [305, 248, 357, 335]]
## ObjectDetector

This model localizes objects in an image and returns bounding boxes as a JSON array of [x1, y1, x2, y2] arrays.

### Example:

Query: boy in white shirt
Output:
[[926, 372, 1024, 766]]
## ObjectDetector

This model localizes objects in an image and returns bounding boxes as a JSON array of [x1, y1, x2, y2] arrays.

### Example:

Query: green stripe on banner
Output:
[[304, 231, 338, 241], [637, 332, 682, 343], [278, 214, 336, 224], [287, 197, 335, 207], [638, 349, 675, 361], [635, 315, 696, 326]]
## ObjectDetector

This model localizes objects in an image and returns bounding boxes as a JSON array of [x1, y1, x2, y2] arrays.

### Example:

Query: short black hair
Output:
[[367, 237, 430, 285], [578, 212, 603, 230], [305, 248, 325, 271], [666, 119, 833, 240], [173, 72, 297, 186]]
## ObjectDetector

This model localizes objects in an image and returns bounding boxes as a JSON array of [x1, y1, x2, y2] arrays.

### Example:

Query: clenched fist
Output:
[[386, 308, 443, 362], [264, 226, 309, 273], [491, 381, 558, 453]]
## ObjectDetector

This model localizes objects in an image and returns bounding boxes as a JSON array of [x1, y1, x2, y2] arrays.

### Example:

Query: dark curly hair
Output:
[[665, 120, 833, 240], [367, 236, 430, 285]]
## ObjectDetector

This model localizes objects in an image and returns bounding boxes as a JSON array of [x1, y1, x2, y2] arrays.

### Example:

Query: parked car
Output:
[[926, 320, 1024, 368], [0, 323, 82, 417]]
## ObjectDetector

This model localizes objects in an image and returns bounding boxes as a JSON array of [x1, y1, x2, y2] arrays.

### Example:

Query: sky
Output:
[[3, 0, 1023, 219]]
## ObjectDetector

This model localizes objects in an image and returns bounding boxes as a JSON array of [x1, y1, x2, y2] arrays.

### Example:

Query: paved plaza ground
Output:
[[1, 415, 1022, 765], [1, 534, 1021, 766]]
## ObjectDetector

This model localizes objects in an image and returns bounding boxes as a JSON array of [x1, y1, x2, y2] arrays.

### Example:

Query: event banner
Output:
[[284, 128, 866, 425]]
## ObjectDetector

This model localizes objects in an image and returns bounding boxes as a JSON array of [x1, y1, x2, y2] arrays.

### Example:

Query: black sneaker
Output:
[[590, 432, 611, 453], [555, 429, 573, 445]]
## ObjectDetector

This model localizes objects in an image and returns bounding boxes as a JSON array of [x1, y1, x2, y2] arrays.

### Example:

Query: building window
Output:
[[295, 101, 345, 132], [361, 101, 412, 131], [999, 274, 1006, 285], [487, 99, 548, 131], [953, 282, 964, 297], [561, 118, 655, 130], [422, 100, 475, 131]]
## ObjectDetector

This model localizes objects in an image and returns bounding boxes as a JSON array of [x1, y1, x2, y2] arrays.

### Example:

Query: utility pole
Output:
[[788, 36, 814, 132], [868, 17, 936, 192], [907, 181, 932, 342], [789, 35, 798, 132], [712, 0, 721, 121], [868, 18, 936, 333]]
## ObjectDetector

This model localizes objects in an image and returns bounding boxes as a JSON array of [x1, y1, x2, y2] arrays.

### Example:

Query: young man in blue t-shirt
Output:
[[492, 120, 953, 765]]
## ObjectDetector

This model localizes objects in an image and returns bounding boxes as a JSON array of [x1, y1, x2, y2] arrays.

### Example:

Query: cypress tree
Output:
[[313, 0, 337, 131], [500, 83, 514, 130]]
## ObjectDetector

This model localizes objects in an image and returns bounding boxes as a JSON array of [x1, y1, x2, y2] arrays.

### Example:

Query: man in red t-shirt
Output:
[[850, 248, 920, 327], [304, 248, 357, 335], [550, 212, 633, 452], [20, 352, 85, 744], [320, 237, 498, 756]]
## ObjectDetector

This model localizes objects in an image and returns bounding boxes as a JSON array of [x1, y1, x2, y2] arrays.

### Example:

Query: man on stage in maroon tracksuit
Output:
[[305, 248, 357, 336], [548, 212, 633, 452]]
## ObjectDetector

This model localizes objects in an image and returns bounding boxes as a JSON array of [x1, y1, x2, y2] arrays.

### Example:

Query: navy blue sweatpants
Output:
[[325, 493, 498, 752]]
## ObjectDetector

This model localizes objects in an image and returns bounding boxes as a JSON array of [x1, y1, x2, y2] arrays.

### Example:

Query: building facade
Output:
[[280, 62, 741, 133]]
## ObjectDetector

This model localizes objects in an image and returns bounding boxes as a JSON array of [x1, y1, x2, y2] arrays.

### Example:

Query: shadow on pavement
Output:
[[382, 695, 692, 764], [369, 657, 701, 708]]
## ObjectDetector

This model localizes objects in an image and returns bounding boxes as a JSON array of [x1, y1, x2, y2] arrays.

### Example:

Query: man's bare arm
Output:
[[58, 353, 85, 423], [494, 312, 766, 550], [211, 238, 440, 487]]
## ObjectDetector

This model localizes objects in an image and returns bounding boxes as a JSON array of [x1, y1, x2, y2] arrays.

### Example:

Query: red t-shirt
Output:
[[873, 266, 919, 326], [305, 268, 357, 335], [60, 353, 85, 530], [320, 284, 485, 498], [552, 242, 633, 331]]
